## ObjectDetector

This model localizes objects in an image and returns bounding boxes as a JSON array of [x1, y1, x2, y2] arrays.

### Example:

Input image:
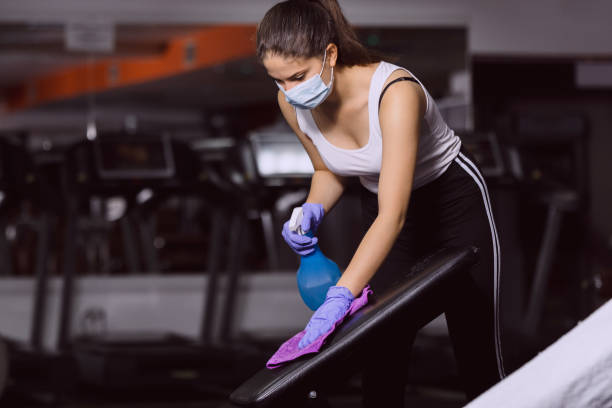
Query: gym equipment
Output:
[[499, 113, 590, 337], [0, 137, 37, 276], [59, 132, 265, 394], [289, 207, 341, 311], [460, 131, 506, 179], [0, 136, 75, 402], [225, 246, 478, 407], [0, 336, 7, 399], [241, 128, 314, 270]]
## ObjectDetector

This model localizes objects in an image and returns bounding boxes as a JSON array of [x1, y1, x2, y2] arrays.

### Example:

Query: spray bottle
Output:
[[289, 207, 341, 310]]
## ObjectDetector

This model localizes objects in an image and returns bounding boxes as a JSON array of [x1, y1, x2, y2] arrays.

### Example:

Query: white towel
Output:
[[465, 299, 612, 408]]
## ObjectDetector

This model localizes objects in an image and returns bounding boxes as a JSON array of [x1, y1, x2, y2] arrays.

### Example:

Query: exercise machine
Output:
[[223, 246, 478, 407], [58, 132, 267, 396], [0, 136, 74, 403], [501, 113, 590, 337]]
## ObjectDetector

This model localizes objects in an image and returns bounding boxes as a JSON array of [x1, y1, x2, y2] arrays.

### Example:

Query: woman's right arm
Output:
[[277, 91, 346, 214]]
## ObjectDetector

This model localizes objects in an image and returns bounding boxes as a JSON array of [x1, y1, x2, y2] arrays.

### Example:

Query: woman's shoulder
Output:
[[377, 61, 415, 83], [384, 68, 416, 86], [375, 61, 427, 117]]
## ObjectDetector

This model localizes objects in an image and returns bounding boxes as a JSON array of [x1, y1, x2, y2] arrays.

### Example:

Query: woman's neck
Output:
[[315, 63, 378, 115]]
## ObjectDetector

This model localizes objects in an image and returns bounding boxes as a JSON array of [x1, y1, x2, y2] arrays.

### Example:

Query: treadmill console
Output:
[[93, 135, 175, 180], [245, 132, 314, 188], [461, 131, 506, 178]]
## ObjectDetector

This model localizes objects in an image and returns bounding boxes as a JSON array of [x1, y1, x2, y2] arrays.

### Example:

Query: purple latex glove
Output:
[[266, 285, 372, 369], [281, 203, 325, 256], [298, 285, 355, 350]]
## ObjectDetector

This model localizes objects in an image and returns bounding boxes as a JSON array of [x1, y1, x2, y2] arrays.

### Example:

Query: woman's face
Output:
[[263, 47, 335, 92]]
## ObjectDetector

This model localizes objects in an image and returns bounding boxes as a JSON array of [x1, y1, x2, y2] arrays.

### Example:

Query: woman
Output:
[[257, 0, 505, 405]]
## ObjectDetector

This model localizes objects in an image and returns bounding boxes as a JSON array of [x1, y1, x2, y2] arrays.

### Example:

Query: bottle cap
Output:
[[289, 207, 305, 235]]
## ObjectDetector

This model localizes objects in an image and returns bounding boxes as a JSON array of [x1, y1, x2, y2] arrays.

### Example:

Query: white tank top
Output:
[[295, 61, 461, 193]]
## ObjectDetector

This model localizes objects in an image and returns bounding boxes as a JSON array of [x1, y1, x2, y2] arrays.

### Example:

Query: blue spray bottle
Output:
[[289, 207, 342, 311]]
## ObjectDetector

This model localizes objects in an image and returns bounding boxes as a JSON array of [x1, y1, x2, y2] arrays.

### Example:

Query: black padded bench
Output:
[[225, 246, 478, 408]]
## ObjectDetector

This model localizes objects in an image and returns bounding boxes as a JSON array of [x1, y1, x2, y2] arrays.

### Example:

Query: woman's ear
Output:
[[326, 43, 338, 68]]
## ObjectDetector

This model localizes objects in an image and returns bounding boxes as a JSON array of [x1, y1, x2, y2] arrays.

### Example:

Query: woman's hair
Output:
[[256, 0, 380, 67]]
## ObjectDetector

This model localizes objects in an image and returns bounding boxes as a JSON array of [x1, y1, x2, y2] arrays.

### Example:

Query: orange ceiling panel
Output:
[[5, 25, 257, 112]]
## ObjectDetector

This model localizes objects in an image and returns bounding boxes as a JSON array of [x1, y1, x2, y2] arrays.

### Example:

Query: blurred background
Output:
[[0, 0, 611, 407]]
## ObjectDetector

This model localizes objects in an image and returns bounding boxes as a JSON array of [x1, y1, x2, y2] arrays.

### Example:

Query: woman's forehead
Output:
[[264, 53, 309, 68], [263, 53, 316, 77]]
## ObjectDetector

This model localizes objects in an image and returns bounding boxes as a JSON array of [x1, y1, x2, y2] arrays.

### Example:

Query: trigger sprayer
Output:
[[289, 207, 341, 310]]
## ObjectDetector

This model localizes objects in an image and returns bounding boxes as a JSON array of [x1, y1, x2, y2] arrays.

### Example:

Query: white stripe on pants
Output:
[[455, 152, 506, 379]]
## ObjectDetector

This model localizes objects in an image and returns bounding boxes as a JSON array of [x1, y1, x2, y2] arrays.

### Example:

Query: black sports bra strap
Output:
[[378, 77, 420, 110]]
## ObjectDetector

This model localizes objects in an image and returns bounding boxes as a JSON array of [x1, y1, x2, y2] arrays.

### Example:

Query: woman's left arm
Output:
[[336, 76, 425, 296]]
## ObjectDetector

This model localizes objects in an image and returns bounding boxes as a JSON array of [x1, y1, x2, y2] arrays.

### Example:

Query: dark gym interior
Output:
[[0, 1, 611, 407]]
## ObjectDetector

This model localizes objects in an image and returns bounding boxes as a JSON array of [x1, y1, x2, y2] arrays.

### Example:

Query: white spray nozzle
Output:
[[289, 207, 305, 235]]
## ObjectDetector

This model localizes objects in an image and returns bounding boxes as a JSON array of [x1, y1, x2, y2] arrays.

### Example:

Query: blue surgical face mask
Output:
[[276, 50, 334, 110]]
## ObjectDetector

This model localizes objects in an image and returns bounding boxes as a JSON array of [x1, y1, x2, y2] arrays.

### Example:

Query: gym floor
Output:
[[1, 387, 466, 408], [0, 333, 469, 408]]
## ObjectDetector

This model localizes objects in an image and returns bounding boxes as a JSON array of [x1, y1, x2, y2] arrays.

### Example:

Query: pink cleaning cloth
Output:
[[266, 285, 373, 369]]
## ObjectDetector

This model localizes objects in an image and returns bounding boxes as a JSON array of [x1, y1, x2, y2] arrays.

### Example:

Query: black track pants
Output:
[[361, 148, 505, 407]]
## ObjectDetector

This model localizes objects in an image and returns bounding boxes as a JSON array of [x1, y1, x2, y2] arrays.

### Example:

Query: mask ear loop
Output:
[[319, 49, 328, 76], [320, 48, 334, 87]]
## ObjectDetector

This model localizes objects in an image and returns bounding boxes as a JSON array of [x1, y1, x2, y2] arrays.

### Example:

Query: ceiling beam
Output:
[[4, 25, 257, 112]]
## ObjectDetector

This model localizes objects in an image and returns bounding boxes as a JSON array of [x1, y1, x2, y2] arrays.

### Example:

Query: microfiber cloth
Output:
[[266, 285, 373, 369]]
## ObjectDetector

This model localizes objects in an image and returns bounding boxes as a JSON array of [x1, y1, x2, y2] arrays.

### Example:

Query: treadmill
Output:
[[0, 136, 75, 403], [59, 132, 266, 396]]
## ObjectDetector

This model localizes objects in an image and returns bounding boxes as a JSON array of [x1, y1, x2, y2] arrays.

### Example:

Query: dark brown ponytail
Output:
[[256, 0, 380, 67]]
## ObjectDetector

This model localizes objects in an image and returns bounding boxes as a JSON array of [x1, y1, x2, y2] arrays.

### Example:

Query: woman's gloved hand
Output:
[[298, 285, 354, 349], [281, 203, 325, 256]]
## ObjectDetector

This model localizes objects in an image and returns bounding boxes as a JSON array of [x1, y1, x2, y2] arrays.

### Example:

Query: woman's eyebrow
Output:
[[270, 70, 306, 81]]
